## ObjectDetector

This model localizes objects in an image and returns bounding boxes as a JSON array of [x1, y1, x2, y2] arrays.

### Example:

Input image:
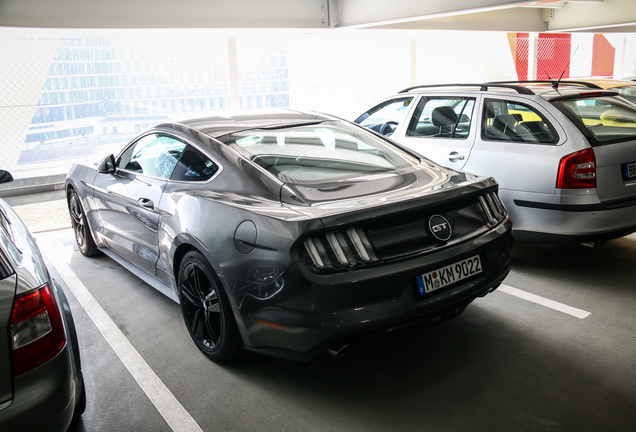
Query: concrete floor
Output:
[[28, 225, 636, 432]]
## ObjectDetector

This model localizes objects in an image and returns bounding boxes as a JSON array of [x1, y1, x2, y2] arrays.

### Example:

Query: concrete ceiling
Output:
[[0, 0, 634, 33]]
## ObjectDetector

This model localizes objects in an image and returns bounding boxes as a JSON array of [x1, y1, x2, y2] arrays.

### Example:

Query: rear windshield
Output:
[[553, 96, 636, 145], [222, 121, 420, 184]]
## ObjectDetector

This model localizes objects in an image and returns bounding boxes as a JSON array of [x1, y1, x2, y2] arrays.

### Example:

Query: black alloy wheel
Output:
[[178, 250, 242, 361], [68, 189, 99, 257]]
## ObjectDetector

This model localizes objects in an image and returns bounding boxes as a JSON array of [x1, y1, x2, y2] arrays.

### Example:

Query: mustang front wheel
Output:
[[68, 189, 99, 257]]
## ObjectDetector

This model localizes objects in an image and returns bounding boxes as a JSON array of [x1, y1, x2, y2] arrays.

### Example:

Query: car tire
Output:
[[178, 250, 243, 362], [70, 376, 86, 427], [68, 189, 100, 257], [75, 377, 87, 415]]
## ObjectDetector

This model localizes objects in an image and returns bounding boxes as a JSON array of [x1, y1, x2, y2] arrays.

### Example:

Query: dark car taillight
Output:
[[478, 191, 507, 227], [301, 227, 379, 271], [9, 284, 67, 376], [556, 149, 596, 189]]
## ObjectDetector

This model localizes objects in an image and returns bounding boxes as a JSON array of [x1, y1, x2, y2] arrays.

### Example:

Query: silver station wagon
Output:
[[355, 82, 636, 244]]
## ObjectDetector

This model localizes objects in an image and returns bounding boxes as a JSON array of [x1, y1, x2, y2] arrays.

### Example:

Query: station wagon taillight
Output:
[[556, 149, 596, 189], [9, 284, 67, 376]]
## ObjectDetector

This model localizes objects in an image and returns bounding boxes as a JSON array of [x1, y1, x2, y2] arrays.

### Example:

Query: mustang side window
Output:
[[170, 145, 219, 182], [354, 97, 413, 136], [406, 97, 475, 139], [482, 99, 559, 144], [118, 134, 187, 179]]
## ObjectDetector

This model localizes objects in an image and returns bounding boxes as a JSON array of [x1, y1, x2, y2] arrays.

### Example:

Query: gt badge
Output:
[[429, 215, 452, 242]]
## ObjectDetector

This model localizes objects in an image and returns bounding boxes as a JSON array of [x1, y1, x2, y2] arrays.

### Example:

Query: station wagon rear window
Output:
[[224, 121, 419, 184], [553, 96, 636, 145]]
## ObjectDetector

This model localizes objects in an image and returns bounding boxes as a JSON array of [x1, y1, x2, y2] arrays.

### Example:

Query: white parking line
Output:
[[40, 237, 203, 432], [498, 284, 591, 319]]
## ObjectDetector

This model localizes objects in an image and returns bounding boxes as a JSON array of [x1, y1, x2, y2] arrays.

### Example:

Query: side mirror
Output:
[[0, 170, 13, 184], [97, 154, 116, 174]]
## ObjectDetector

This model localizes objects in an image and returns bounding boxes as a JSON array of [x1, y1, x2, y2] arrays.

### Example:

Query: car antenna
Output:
[[540, 64, 553, 82], [554, 43, 580, 89]]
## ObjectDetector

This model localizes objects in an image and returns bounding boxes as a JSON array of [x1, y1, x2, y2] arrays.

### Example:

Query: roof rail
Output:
[[488, 80, 603, 90], [398, 83, 536, 95]]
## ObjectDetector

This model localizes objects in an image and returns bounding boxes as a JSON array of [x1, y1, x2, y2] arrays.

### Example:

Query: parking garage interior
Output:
[[2, 1, 636, 431]]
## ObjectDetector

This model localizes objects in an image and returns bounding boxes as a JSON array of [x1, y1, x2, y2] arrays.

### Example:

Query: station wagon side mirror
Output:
[[97, 154, 116, 174], [0, 170, 13, 184]]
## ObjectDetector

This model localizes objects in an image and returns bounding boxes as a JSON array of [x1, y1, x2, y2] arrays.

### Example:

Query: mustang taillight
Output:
[[557, 149, 596, 189], [9, 284, 67, 376], [301, 227, 379, 271], [478, 191, 507, 227]]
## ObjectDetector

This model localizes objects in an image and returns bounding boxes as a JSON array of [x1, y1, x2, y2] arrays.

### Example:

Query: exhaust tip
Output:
[[327, 343, 351, 358]]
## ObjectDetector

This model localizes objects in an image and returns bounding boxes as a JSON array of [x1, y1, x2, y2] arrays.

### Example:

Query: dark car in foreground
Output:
[[66, 109, 513, 362], [0, 170, 85, 432]]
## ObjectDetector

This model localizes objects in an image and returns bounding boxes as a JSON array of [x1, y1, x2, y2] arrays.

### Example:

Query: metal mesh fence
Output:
[[508, 33, 529, 80], [0, 32, 61, 175], [537, 33, 572, 80], [0, 29, 288, 178]]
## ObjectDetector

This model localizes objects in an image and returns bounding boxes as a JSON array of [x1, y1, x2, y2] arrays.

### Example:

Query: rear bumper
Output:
[[512, 199, 636, 244], [0, 280, 83, 432], [235, 220, 513, 361], [0, 346, 83, 432]]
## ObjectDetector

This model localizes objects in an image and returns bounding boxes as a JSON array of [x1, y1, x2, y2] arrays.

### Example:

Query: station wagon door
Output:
[[397, 95, 478, 170]]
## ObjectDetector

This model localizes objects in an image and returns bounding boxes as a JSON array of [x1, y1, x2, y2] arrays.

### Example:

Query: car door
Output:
[[397, 95, 478, 170], [91, 133, 187, 275]]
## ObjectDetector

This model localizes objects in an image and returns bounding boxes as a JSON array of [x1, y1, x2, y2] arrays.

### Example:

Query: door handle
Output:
[[448, 151, 465, 163], [138, 197, 154, 209]]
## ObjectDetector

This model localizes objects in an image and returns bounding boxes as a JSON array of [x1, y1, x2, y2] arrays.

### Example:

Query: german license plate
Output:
[[416, 255, 482, 296], [623, 161, 636, 180]]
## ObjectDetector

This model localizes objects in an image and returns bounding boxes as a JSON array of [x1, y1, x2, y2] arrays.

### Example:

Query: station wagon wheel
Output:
[[178, 250, 242, 362], [68, 189, 99, 257]]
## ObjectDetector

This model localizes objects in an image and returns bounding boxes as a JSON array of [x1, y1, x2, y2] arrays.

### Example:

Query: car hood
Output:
[[280, 162, 496, 222]]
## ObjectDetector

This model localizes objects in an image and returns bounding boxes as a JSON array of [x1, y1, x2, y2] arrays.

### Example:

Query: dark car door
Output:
[[92, 133, 187, 275]]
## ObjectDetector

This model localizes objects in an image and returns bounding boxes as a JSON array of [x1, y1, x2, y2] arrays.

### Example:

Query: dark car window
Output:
[[170, 145, 219, 182], [118, 133, 187, 179], [406, 97, 475, 139], [355, 97, 413, 136], [482, 99, 559, 144]]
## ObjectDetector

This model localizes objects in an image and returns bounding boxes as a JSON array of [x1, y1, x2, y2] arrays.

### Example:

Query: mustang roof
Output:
[[159, 109, 329, 138]]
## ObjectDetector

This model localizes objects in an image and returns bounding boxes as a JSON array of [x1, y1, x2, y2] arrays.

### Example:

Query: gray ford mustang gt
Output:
[[66, 109, 513, 362]]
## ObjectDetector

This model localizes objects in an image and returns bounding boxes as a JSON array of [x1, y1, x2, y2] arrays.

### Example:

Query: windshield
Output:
[[553, 96, 636, 145], [222, 121, 420, 184]]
